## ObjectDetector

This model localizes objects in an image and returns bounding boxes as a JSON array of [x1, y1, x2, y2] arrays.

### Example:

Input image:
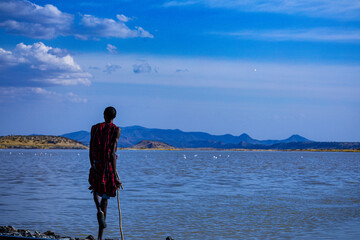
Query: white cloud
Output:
[[213, 28, 360, 42], [116, 14, 131, 22], [0, 0, 73, 39], [0, 0, 153, 40], [163, 1, 199, 7], [89, 66, 101, 70], [103, 63, 121, 74], [0, 87, 87, 103], [176, 68, 189, 73], [67, 92, 88, 103], [106, 44, 118, 54], [30, 87, 56, 95], [76, 14, 153, 40], [163, 0, 360, 19], [133, 62, 152, 73], [135, 27, 154, 39], [0, 87, 56, 97], [0, 42, 91, 86], [76, 53, 360, 105]]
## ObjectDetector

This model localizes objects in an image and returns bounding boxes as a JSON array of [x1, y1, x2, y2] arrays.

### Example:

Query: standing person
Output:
[[89, 106, 122, 240]]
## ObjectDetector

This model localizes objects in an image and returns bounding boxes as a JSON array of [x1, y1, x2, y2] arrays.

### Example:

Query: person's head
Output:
[[104, 106, 116, 122]]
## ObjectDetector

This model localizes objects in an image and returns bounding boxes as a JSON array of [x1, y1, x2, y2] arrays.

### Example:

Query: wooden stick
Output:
[[117, 188, 124, 240], [116, 170, 124, 240]]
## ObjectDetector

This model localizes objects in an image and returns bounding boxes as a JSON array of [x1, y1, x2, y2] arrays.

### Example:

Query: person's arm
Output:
[[111, 127, 121, 187], [89, 126, 95, 169]]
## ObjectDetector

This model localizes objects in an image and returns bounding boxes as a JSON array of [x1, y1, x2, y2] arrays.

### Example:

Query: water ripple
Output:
[[0, 150, 359, 239]]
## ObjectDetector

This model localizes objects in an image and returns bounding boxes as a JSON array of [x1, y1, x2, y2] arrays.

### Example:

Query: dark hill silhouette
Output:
[[62, 125, 313, 148], [61, 126, 360, 150], [131, 140, 175, 149], [62, 130, 90, 145], [283, 134, 311, 143], [266, 141, 360, 150]]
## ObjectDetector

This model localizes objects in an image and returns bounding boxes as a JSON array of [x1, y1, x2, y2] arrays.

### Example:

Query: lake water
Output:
[[0, 149, 359, 240]]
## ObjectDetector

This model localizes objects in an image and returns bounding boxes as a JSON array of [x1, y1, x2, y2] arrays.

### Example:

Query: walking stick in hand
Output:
[[116, 170, 124, 240]]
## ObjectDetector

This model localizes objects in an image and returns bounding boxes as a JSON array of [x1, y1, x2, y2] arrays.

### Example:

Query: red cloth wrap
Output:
[[88, 122, 118, 197]]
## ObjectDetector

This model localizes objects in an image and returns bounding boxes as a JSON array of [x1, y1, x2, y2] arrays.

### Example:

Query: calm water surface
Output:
[[0, 149, 359, 240]]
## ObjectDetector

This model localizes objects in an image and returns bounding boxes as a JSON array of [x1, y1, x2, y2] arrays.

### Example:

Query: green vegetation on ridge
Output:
[[0, 135, 87, 149]]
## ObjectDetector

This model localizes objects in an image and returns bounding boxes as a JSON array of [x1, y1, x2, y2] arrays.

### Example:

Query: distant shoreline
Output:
[[1, 147, 359, 152], [0, 135, 358, 152], [122, 148, 360, 152], [62, 127, 360, 152]]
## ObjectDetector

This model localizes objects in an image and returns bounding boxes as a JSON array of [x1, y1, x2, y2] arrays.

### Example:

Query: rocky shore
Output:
[[0, 226, 83, 240], [0, 226, 175, 240]]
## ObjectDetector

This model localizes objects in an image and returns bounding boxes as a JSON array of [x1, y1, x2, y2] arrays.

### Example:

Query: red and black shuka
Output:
[[89, 122, 119, 197]]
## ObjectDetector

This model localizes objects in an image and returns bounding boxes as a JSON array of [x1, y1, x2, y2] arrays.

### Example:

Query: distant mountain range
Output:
[[62, 125, 313, 148], [61, 125, 360, 150]]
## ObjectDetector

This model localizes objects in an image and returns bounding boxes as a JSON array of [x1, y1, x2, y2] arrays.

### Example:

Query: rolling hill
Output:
[[0, 135, 87, 149], [131, 140, 175, 149]]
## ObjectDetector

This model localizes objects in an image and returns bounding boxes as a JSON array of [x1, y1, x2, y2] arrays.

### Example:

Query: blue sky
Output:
[[0, 0, 359, 141]]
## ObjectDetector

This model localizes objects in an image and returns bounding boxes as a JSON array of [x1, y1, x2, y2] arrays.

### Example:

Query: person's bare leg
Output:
[[97, 198, 108, 240], [97, 223, 104, 240], [93, 192, 101, 213], [101, 198, 108, 220], [93, 193, 105, 240]]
